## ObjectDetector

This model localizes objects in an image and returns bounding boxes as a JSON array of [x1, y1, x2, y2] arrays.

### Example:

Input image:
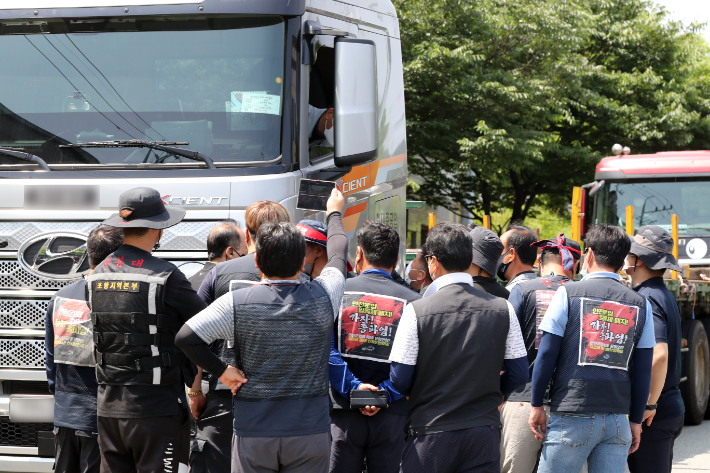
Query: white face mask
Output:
[[323, 126, 334, 147], [403, 261, 414, 284], [580, 251, 591, 277]]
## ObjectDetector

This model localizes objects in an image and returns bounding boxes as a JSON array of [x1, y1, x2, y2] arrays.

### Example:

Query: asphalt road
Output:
[[672, 421, 710, 472]]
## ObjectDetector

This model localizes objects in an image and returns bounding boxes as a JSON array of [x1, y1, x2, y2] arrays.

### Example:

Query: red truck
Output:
[[576, 150, 710, 424]]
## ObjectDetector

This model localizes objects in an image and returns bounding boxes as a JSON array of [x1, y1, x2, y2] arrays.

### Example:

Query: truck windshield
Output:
[[596, 180, 710, 235], [0, 15, 285, 166]]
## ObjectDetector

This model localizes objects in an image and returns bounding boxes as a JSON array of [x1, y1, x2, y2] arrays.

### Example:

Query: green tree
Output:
[[402, 0, 710, 232]]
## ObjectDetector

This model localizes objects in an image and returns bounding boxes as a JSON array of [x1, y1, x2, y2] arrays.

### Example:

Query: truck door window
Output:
[[309, 46, 335, 161]]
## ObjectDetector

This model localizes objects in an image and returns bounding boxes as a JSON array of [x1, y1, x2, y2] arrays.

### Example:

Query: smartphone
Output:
[[296, 179, 336, 212], [350, 390, 388, 409]]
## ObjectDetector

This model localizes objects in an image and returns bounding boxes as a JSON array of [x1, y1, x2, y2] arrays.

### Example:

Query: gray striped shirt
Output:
[[187, 267, 345, 344]]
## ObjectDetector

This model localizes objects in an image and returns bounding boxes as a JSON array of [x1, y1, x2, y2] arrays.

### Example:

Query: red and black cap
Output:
[[103, 187, 185, 230], [297, 219, 328, 247]]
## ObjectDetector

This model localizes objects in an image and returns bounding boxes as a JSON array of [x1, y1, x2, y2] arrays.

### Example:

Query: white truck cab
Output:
[[0, 0, 407, 469]]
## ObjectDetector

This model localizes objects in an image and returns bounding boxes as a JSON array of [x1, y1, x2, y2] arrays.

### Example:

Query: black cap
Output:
[[469, 226, 504, 277], [103, 187, 185, 230], [629, 225, 680, 271]]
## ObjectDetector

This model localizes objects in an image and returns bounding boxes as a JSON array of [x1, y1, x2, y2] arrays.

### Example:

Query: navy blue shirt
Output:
[[45, 280, 98, 432], [634, 277, 685, 421]]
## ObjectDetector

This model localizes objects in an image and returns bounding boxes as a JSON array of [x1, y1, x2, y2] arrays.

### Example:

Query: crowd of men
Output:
[[45, 186, 683, 473]]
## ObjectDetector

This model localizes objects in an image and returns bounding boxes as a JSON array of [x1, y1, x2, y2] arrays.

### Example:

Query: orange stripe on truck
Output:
[[344, 202, 368, 218]]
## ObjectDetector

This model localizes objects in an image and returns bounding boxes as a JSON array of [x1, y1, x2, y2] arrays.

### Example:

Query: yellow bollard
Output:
[[428, 212, 436, 230], [571, 187, 582, 244], [483, 215, 491, 230], [626, 206, 634, 236], [672, 214, 679, 280]]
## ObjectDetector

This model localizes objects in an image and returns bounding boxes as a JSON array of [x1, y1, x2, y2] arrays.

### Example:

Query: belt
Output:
[[96, 351, 186, 371], [91, 312, 181, 329], [93, 332, 173, 347]]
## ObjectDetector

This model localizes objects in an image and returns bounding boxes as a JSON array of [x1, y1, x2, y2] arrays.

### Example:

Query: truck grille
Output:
[[0, 300, 49, 329], [0, 221, 215, 251], [0, 418, 52, 447], [0, 340, 45, 368], [0, 260, 75, 290]]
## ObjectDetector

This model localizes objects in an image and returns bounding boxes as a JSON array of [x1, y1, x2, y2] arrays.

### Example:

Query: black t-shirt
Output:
[[188, 261, 216, 292], [472, 275, 510, 299], [635, 277, 685, 421], [96, 245, 208, 418]]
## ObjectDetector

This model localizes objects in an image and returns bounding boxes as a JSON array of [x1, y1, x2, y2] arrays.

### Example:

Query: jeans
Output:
[[537, 412, 631, 473]]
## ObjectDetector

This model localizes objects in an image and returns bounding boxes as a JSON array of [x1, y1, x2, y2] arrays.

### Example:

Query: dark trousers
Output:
[[231, 432, 331, 473], [98, 413, 190, 473], [190, 391, 233, 473], [54, 426, 100, 473], [329, 409, 406, 473], [400, 425, 501, 473], [627, 414, 684, 473]]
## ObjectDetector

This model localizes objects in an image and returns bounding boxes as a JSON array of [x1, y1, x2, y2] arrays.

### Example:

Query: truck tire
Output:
[[681, 320, 710, 425], [701, 320, 710, 420]]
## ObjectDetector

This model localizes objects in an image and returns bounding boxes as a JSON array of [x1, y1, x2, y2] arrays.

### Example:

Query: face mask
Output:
[[496, 250, 512, 281], [580, 251, 590, 277], [304, 249, 321, 277], [404, 260, 414, 284], [427, 258, 436, 280], [323, 126, 334, 147]]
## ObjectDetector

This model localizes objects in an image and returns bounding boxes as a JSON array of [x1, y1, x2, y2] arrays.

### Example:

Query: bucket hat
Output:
[[469, 226, 504, 277], [103, 187, 185, 230], [629, 225, 681, 271]]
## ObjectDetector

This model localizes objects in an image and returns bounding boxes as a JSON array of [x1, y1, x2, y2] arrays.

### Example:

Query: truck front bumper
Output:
[[0, 453, 53, 472]]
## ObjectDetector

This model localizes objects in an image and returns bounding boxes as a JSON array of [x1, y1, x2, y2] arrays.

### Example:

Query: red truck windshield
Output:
[[596, 180, 710, 235], [0, 15, 285, 166]]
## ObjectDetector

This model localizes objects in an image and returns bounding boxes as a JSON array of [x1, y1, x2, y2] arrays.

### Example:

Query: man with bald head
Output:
[[189, 220, 248, 291], [187, 219, 247, 473]]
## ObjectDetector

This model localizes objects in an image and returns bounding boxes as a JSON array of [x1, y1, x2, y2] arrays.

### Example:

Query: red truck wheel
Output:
[[682, 320, 710, 425]]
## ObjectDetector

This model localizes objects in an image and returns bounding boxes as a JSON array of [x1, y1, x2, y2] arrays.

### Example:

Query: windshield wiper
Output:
[[60, 140, 216, 169], [0, 148, 50, 171]]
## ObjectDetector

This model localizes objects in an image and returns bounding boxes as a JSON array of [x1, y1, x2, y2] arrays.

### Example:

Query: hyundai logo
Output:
[[18, 232, 90, 279]]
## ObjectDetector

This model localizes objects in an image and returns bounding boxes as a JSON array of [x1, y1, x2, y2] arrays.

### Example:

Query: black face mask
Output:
[[497, 250, 512, 281]]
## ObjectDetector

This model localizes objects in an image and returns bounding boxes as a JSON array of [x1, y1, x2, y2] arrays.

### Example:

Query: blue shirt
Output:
[[634, 277, 684, 420], [539, 272, 656, 349]]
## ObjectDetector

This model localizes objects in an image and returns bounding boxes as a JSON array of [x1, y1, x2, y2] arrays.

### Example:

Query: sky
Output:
[[653, 0, 710, 44]]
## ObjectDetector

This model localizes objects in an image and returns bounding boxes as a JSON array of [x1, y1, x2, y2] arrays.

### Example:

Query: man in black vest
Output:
[[529, 224, 656, 473], [499, 225, 538, 290], [45, 225, 123, 473], [176, 188, 347, 473], [388, 222, 528, 473], [500, 234, 580, 473], [187, 220, 247, 473], [466, 226, 510, 299], [89, 187, 208, 473], [625, 225, 684, 473], [197, 200, 290, 304], [329, 223, 421, 473]]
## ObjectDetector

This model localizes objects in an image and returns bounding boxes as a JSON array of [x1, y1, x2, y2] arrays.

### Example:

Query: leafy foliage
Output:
[[401, 0, 710, 232]]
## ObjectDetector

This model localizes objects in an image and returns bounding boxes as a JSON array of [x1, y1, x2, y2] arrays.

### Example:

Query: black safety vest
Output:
[[507, 274, 570, 402], [550, 277, 647, 415], [407, 283, 510, 435], [331, 273, 421, 415], [88, 251, 186, 386]]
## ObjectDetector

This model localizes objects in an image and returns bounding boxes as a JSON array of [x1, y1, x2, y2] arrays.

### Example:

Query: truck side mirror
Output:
[[334, 37, 378, 167]]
